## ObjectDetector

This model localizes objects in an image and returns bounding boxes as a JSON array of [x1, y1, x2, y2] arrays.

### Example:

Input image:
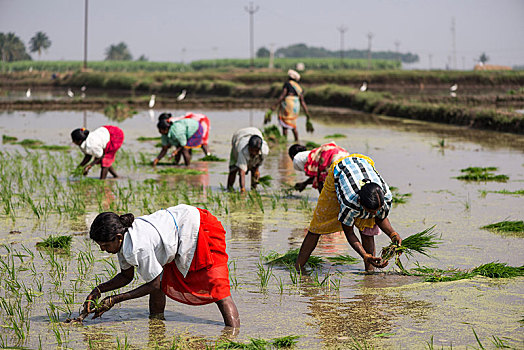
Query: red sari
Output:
[[305, 143, 349, 189], [161, 208, 230, 305], [101, 125, 124, 167]]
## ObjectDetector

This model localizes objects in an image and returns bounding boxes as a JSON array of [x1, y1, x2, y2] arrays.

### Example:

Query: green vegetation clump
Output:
[[200, 154, 226, 162], [326, 254, 359, 265], [456, 167, 509, 182], [39, 145, 70, 151], [2, 135, 18, 143], [36, 235, 72, 250], [324, 133, 347, 139], [258, 175, 273, 187], [157, 167, 205, 175], [481, 220, 524, 233], [216, 335, 300, 349], [390, 186, 412, 204], [305, 141, 320, 149], [137, 136, 161, 141], [17, 139, 44, 148], [262, 125, 286, 144], [414, 262, 524, 282], [265, 249, 324, 268]]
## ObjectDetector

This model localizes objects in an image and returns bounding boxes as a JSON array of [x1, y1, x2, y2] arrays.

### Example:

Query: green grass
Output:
[[481, 220, 524, 233], [324, 133, 347, 139], [456, 167, 509, 182], [36, 235, 73, 250], [199, 154, 226, 162], [156, 167, 205, 175]]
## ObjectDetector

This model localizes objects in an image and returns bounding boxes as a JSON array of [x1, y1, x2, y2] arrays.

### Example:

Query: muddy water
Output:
[[0, 108, 523, 348]]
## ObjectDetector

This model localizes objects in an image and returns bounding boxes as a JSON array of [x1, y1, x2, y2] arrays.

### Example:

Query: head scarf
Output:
[[287, 69, 301, 81]]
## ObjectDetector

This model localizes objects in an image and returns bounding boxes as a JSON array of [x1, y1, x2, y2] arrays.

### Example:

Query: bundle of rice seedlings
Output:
[[199, 154, 225, 162], [36, 235, 72, 250], [264, 248, 324, 268], [456, 167, 509, 182], [326, 254, 359, 265], [258, 175, 273, 188], [380, 226, 441, 271], [305, 141, 320, 149], [472, 262, 524, 278], [305, 116, 314, 133], [481, 220, 524, 233]]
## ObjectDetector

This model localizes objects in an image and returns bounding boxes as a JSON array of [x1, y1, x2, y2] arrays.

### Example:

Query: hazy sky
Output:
[[1, 0, 523, 69]]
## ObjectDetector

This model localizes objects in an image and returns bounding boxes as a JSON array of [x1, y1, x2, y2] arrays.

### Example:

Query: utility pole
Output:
[[367, 32, 373, 70], [394, 40, 401, 67], [244, 2, 259, 68], [451, 17, 457, 70], [337, 25, 348, 65], [83, 0, 88, 70]]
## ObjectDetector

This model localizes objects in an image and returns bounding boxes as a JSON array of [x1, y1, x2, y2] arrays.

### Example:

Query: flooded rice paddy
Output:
[[0, 107, 523, 349]]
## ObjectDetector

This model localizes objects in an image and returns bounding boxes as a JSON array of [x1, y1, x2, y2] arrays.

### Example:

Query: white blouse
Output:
[[117, 204, 200, 282], [293, 151, 310, 172], [80, 126, 110, 159]]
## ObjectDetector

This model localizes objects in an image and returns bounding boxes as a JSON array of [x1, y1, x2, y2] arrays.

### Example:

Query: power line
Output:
[[337, 25, 348, 62]]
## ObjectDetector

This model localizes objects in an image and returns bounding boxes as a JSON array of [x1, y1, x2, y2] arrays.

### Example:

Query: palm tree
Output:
[[105, 42, 133, 61], [0, 32, 31, 62], [29, 32, 52, 59]]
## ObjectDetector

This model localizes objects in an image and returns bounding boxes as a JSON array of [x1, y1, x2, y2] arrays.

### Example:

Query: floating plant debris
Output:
[[456, 167, 509, 182]]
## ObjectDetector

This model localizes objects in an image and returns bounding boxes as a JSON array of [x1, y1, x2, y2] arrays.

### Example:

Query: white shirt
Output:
[[293, 151, 310, 172], [230, 127, 269, 172], [80, 126, 110, 158], [117, 204, 200, 282]]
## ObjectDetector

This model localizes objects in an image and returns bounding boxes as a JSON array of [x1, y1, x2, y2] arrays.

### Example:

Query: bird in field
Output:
[[26, 88, 31, 98], [450, 83, 458, 97], [149, 94, 156, 108], [359, 81, 368, 92], [176, 89, 187, 101], [67, 88, 74, 98]]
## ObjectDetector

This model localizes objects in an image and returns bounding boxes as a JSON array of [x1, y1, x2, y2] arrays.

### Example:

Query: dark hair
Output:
[[89, 212, 134, 242], [358, 181, 384, 211], [288, 144, 307, 160], [71, 128, 89, 143], [248, 135, 262, 150], [157, 118, 172, 130], [158, 112, 172, 122]]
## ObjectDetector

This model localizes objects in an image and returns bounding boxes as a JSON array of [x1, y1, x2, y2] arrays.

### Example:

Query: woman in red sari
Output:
[[80, 204, 240, 328], [288, 142, 350, 193]]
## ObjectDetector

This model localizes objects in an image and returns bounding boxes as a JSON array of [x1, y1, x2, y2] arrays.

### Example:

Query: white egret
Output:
[[149, 94, 156, 108], [67, 88, 74, 98], [176, 89, 187, 101], [26, 88, 31, 98], [359, 81, 368, 92], [450, 83, 458, 92]]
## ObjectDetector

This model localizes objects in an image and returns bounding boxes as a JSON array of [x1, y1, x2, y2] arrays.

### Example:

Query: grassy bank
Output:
[[1, 69, 523, 134]]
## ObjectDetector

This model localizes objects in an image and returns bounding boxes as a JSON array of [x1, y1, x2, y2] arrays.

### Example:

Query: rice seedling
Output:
[[157, 167, 205, 175], [116, 334, 130, 350], [481, 220, 524, 233], [379, 226, 441, 272], [274, 275, 285, 294], [256, 261, 273, 290], [36, 235, 73, 250], [480, 189, 524, 196], [324, 133, 346, 139], [199, 154, 226, 161], [262, 125, 287, 144], [456, 167, 509, 182], [471, 262, 523, 278], [326, 254, 359, 265], [272, 335, 300, 348], [216, 335, 300, 349], [389, 186, 412, 204], [264, 249, 325, 269], [228, 260, 239, 289], [16, 138, 44, 148]]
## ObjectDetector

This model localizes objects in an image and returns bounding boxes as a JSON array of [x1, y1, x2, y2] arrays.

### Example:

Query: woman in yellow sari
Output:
[[270, 69, 311, 141], [295, 154, 403, 272]]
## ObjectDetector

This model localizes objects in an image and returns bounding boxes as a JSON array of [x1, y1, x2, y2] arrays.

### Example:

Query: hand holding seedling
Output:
[[83, 164, 92, 175], [152, 158, 159, 168], [364, 253, 388, 268], [92, 296, 115, 319]]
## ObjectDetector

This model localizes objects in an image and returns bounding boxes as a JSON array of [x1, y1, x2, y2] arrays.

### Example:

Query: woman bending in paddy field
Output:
[[71, 126, 124, 179], [79, 204, 240, 328], [295, 154, 402, 272], [152, 114, 210, 167]]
